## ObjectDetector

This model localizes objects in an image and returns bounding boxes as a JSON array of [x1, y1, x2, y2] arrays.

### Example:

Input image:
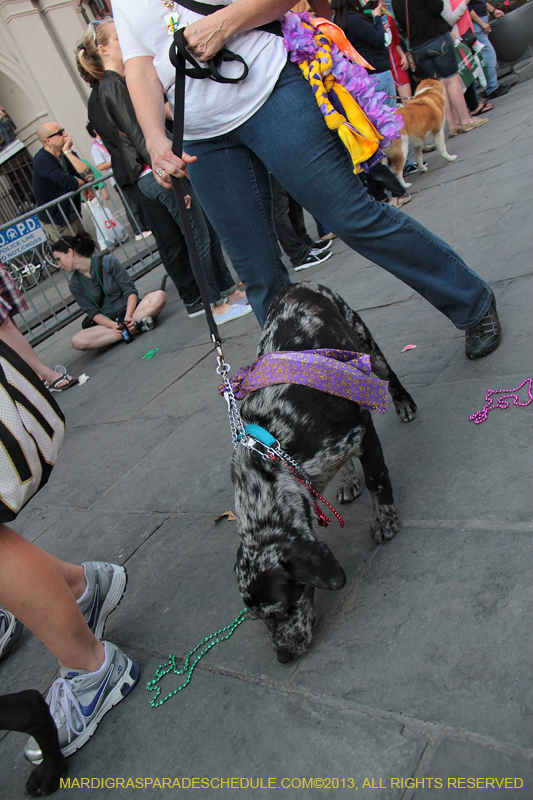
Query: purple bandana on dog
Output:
[[219, 349, 388, 413]]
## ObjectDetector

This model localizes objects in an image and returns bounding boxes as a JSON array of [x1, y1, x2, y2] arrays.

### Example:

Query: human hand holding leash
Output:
[[151, 136, 196, 188]]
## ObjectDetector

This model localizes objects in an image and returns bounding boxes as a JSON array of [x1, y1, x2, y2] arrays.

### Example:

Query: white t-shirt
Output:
[[90, 139, 111, 169], [111, 0, 288, 141]]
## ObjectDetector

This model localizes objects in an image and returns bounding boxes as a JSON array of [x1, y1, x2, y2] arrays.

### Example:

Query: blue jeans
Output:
[[412, 32, 458, 80], [138, 172, 235, 305], [374, 70, 397, 108], [472, 16, 499, 95], [185, 60, 491, 328]]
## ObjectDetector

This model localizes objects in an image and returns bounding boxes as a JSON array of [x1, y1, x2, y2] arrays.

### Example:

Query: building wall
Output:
[[0, 0, 94, 160]]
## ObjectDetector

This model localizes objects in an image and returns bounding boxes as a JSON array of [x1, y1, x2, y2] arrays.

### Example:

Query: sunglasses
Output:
[[90, 19, 103, 43], [47, 128, 65, 139]]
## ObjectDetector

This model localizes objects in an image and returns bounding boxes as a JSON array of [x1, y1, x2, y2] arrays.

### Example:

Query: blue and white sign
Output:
[[0, 217, 47, 263]]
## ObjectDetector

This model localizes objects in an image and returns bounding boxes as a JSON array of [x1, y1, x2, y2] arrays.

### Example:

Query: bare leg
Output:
[[225, 288, 247, 303], [71, 325, 122, 351], [442, 75, 473, 127], [45, 553, 86, 601], [0, 524, 104, 671], [0, 317, 69, 386], [397, 83, 412, 104], [131, 290, 167, 322]]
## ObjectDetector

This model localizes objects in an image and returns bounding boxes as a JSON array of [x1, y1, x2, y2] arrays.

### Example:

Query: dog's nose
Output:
[[276, 649, 296, 664]]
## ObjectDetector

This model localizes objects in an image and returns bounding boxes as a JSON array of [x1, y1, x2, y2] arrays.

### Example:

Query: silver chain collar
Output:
[[215, 346, 311, 485]]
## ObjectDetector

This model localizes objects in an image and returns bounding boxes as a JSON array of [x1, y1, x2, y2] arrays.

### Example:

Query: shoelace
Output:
[[466, 310, 498, 339], [46, 678, 86, 744]]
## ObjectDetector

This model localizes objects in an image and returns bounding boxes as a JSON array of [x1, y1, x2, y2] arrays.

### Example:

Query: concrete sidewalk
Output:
[[1, 81, 532, 799]]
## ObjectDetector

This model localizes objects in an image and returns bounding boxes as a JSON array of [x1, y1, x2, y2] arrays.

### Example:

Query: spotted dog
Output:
[[232, 282, 417, 663]]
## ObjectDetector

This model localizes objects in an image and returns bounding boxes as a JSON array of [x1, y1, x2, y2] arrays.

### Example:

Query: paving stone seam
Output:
[[401, 519, 533, 532], [113, 653, 533, 762], [399, 738, 443, 800]]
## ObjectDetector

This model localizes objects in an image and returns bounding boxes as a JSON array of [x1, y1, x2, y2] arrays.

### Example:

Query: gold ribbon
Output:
[[299, 31, 382, 174]]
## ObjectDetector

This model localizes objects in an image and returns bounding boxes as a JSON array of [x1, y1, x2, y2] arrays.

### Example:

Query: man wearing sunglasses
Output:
[[32, 122, 95, 239]]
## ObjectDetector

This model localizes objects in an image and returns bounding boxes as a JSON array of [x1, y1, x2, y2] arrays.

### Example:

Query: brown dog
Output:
[[384, 79, 457, 189]]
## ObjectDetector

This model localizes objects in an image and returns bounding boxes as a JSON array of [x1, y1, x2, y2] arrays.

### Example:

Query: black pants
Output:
[[124, 183, 200, 305], [271, 175, 315, 267], [361, 162, 406, 201]]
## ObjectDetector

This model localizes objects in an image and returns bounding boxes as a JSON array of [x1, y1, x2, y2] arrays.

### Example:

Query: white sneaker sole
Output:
[[94, 565, 127, 640]]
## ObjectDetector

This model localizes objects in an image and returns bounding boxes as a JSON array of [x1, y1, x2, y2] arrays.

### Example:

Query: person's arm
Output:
[[487, 2, 504, 17], [346, 12, 386, 49], [125, 0, 297, 186], [183, 0, 298, 62], [441, 0, 469, 27], [125, 56, 192, 186], [95, 159, 112, 172], [62, 135, 94, 186], [470, 8, 491, 30], [123, 293, 139, 331], [92, 312, 122, 332], [106, 256, 139, 310]]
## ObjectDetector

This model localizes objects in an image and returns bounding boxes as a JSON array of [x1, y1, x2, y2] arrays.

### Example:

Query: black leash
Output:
[[167, 1, 282, 348]]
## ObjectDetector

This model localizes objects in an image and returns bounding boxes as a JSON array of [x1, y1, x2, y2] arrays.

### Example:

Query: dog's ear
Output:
[[246, 568, 305, 615], [282, 539, 346, 590]]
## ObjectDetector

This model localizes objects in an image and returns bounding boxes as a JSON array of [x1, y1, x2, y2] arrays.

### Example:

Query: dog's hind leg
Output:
[[412, 139, 428, 173], [336, 458, 362, 504], [434, 125, 457, 162], [358, 414, 401, 543]]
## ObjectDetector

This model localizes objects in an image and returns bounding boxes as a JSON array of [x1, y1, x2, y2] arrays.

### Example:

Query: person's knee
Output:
[[72, 333, 88, 351], [152, 290, 167, 313]]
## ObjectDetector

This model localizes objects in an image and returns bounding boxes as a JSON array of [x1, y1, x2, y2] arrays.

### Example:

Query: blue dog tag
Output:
[[242, 424, 277, 448]]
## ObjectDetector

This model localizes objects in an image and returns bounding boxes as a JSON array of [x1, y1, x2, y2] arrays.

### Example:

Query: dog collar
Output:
[[219, 349, 388, 414]]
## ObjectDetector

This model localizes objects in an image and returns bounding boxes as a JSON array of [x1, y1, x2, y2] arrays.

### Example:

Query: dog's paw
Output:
[[371, 504, 401, 543], [417, 164, 428, 173], [446, 154, 458, 161], [336, 475, 362, 504], [393, 395, 418, 423], [403, 180, 413, 188], [26, 759, 68, 797]]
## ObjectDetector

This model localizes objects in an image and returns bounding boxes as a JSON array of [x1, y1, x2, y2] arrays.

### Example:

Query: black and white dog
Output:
[[232, 282, 417, 663]]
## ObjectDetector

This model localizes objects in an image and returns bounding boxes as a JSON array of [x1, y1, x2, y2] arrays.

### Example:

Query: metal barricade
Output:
[[0, 173, 161, 344]]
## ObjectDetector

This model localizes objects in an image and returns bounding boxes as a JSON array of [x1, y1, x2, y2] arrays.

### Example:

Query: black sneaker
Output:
[[487, 84, 510, 98], [313, 238, 333, 252], [185, 299, 205, 318], [465, 294, 501, 359], [294, 248, 333, 272]]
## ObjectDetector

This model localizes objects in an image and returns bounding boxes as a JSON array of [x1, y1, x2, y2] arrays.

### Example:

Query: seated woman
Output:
[[52, 234, 166, 351]]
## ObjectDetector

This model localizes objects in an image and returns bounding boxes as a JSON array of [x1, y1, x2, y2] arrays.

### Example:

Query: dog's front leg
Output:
[[358, 415, 401, 543], [336, 458, 362, 504]]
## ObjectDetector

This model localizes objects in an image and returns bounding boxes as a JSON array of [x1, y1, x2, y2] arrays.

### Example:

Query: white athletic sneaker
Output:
[[0, 609, 23, 660], [24, 641, 139, 763], [213, 304, 253, 325], [77, 562, 127, 640]]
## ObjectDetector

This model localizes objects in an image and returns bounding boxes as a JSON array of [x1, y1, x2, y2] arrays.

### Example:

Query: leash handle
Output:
[[170, 31, 222, 348]]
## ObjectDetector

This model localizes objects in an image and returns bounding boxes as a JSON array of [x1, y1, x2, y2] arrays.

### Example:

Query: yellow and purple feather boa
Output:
[[281, 12, 403, 173]]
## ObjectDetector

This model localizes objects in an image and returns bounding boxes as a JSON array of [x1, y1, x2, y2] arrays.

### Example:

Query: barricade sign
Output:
[[0, 216, 47, 262]]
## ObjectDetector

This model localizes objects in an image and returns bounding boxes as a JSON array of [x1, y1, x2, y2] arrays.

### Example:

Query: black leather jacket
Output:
[[98, 70, 151, 185]]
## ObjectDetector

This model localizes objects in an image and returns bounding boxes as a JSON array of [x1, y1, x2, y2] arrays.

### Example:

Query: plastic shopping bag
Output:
[[89, 199, 127, 250]]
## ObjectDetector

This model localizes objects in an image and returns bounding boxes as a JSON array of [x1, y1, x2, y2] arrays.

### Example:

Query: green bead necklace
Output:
[[146, 609, 247, 707]]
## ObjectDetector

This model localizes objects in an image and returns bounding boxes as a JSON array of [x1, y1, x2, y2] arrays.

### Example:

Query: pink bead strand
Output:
[[470, 378, 533, 424]]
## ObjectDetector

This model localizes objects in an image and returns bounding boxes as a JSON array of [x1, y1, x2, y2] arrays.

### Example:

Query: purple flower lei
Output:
[[281, 12, 403, 155]]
